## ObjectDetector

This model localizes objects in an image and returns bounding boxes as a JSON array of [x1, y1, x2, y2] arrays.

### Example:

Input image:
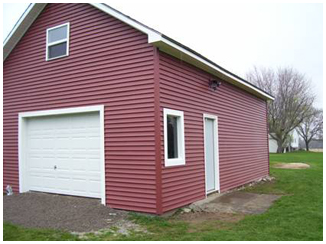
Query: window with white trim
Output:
[[46, 23, 70, 60], [164, 108, 185, 167]]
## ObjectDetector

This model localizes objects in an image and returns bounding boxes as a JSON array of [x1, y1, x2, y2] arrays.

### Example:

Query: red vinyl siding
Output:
[[158, 52, 269, 213], [3, 3, 158, 213], [4, 3, 270, 215]]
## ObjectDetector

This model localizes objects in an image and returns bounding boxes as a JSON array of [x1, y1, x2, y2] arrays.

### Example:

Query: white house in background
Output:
[[289, 129, 300, 150], [269, 135, 278, 153], [269, 129, 300, 153]]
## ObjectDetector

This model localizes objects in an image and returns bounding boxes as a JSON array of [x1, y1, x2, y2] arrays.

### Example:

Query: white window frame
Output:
[[46, 22, 70, 61], [164, 108, 185, 167]]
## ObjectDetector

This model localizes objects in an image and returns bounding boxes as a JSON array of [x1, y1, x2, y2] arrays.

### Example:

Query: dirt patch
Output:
[[3, 192, 133, 232], [172, 212, 245, 233], [113, 219, 149, 235], [273, 162, 310, 169], [173, 211, 245, 224], [72, 219, 149, 239]]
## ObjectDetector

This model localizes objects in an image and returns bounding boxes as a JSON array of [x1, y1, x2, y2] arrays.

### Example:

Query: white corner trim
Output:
[[203, 113, 220, 196], [18, 105, 106, 205], [163, 108, 186, 167]]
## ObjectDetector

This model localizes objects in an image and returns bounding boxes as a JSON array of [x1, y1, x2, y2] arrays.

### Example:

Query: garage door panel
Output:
[[71, 138, 94, 149], [29, 158, 50, 170], [41, 139, 56, 149], [30, 174, 56, 190], [28, 137, 44, 149], [56, 152, 70, 159], [56, 139, 71, 149], [56, 161, 72, 171], [24, 111, 102, 199], [69, 159, 88, 171], [88, 182, 101, 195], [89, 159, 101, 171], [87, 138, 101, 149], [69, 127, 88, 134]]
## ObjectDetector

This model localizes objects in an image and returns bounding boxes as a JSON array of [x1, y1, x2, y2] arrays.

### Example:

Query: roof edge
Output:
[[3, 3, 47, 61], [89, 3, 162, 43], [150, 35, 274, 100], [159, 35, 274, 100], [3, 3, 274, 101], [90, 4, 274, 101]]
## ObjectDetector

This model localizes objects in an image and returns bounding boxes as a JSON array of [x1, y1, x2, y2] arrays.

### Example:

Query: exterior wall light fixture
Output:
[[209, 79, 221, 91]]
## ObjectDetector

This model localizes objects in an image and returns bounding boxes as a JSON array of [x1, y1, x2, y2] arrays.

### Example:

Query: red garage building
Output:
[[3, 3, 274, 214]]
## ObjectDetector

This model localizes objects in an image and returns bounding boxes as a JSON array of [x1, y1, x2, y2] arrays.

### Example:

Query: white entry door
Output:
[[24, 111, 102, 198], [204, 114, 219, 194]]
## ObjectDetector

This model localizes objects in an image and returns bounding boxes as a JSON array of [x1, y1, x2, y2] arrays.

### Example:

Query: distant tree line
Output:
[[246, 67, 323, 153]]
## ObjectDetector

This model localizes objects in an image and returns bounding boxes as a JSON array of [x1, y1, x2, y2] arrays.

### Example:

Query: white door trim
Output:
[[18, 105, 106, 205], [203, 113, 220, 196]]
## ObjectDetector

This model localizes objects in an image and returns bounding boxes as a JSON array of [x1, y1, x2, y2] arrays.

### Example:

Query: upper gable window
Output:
[[46, 23, 70, 61]]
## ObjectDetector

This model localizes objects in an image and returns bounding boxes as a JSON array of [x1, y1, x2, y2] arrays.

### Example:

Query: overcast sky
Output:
[[3, 2, 323, 108]]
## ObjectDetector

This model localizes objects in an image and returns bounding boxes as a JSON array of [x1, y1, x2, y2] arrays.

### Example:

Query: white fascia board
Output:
[[3, 3, 47, 61], [3, 3, 34, 46], [152, 35, 274, 101], [89, 3, 162, 43]]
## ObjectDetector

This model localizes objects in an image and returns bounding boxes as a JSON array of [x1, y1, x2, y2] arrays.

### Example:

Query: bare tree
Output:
[[297, 109, 323, 151], [246, 67, 315, 153]]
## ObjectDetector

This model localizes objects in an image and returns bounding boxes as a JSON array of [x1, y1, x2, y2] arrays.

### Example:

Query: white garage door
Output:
[[24, 112, 102, 198]]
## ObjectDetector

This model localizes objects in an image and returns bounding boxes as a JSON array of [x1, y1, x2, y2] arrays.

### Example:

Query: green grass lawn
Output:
[[3, 151, 323, 241]]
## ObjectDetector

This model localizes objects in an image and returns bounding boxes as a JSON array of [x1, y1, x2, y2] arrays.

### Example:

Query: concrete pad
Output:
[[190, 192, 281, 215]]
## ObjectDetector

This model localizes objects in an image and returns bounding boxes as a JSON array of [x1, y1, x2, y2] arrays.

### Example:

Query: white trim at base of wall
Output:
[[18, 105, 106, 205]]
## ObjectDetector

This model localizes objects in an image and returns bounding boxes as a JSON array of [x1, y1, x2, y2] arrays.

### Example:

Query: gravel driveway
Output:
[[3, 192, 128, 232]]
